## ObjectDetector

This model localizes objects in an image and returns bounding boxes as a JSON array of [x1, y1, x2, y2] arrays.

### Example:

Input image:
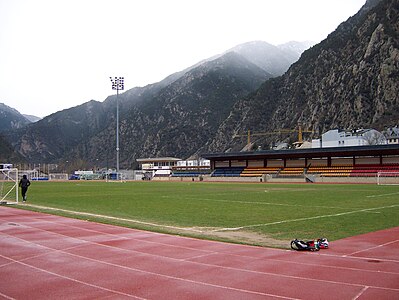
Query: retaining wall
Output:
[[164, 176, 378, 184]]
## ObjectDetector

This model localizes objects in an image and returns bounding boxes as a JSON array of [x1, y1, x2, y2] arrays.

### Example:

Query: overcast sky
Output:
[[0, 0, 366, 118]]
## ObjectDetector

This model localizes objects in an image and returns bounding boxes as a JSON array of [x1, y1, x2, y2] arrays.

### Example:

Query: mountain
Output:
[[5, 51, 271, 165], [277, 41, 316, 61], [23, 114, 41, 123], [0, 103, 31, 131], [0, 133, 25, 163], [8, 100, 108, 162], [205, 0, 398, 152], [226, 40, 313, 76]]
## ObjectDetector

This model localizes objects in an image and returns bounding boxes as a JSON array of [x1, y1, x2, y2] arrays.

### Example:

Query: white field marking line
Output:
[[0, 291, 14, 300], [97, 257, 300, 300], [5, 208, 399, 273], [316, 251, 399, 264], [0, 234, 62, 269], [10, 215, 399, 276], [190, 246, 399, 275], [353, 286, 369, 300], [2, 221, 398, 293], [1, 217, 132, 242], [344, 239, 399, 257], [4, 223, 399, 280], [218, 246, 399, 274], [0, 240, 98, 271], [25, 204, 206, 233], [181, 253, 217, 261], [213, 204, 399, 232], [366, 192, 399, 198], [162, 195, 352, 210], [0, 242, 296, 300], [10, 213, 218, 255], [7, 207, 399, 269], [4, 208, 399, 270], [1, 209, 236, 263], [0, 253, 146, 299], [23, 239, 397, 294]]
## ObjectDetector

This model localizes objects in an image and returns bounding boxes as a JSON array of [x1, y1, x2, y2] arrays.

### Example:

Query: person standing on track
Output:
[[19, 175, 31, 202]]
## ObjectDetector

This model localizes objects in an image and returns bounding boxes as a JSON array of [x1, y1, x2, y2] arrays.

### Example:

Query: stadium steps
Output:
[[240, 167, 280, 177]]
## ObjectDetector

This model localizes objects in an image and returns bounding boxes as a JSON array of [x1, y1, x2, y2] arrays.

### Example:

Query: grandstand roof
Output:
[[137, 157, 181, 163], [202, 144, 399, 161]]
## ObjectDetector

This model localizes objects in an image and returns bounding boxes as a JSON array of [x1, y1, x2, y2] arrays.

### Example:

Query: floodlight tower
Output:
[[110, 76, 124, 173]]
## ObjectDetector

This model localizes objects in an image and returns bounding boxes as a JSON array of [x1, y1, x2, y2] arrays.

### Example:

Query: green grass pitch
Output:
[[18, 181, 399, 248]]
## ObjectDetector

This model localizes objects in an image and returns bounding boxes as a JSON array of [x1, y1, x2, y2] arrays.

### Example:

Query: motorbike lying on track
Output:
[[290, 238, 329, 251]]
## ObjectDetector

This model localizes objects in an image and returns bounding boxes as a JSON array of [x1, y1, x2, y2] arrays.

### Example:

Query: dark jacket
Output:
[[19, 177, 31, 188]]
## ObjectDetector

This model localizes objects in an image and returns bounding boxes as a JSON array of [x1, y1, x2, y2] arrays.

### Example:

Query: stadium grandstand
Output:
[[201, 144, 399, 183]]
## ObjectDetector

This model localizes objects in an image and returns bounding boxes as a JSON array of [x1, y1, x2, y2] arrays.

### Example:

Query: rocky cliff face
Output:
[[67, 52, 271, 166], [0, 103, 31, 131], [6, 51, 271, 166], [9, 100, 108, 162], [227, 41, 313, 76], [205, 0, 398, 152], [0, 134, 24, 162]]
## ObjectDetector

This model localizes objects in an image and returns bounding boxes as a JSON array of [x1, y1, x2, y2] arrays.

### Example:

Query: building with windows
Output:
[[312, 129, 386, 148], [136, 157, 181, 178], [384, 126, 399, 145]]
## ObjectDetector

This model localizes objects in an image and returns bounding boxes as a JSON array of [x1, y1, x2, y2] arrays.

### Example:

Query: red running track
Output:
[[0, 206, 398, 299]]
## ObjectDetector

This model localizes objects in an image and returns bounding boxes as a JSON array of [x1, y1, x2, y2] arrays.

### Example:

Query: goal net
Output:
[[0, 168, 19, 204], [105, 172, 126, 183], [377, 172, 399, 185], [49, 173, 69, 180]]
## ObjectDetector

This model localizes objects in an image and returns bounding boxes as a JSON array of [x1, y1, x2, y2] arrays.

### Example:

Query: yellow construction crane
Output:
[[233, 123, 314, 145]]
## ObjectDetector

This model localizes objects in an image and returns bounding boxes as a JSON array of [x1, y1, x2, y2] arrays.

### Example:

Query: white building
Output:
[[136, 157, 181, 178], [177, 158, 210, 167], [312, 129, 387, 148], [384, 126, 399, 145]]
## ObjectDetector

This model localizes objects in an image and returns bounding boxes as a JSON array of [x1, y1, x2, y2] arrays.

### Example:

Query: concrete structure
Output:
[[198, 144, 399, 184], [177, 158, 210, 167], [312, 129, 386, 148], [384, 126, 399, 145], [136, 157, 181, 178]]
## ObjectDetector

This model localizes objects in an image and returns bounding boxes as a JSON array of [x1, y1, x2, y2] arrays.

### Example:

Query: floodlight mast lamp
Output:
[[110, 76, 124, 173]]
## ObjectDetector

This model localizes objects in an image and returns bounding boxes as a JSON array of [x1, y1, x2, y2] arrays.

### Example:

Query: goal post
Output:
[[0, 168, 19, 204], [105, 172, 126, 183], [377, 171, 399, 185], [49, 173, 69, 181]]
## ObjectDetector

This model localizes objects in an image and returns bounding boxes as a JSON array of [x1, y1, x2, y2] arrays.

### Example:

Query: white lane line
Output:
[[3, 224, 399, 294], [0, 253, 146, 299], [24, 204, 205, 232], [0, 291, 15, 300], [4, 206, 399, 267], [344, 239, 399, 257], [353, 286, 369, 300], [0, 248, 296, 300]]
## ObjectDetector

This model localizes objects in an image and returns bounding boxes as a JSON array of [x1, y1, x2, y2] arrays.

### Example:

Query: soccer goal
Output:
[[0, 168, 19, 204], [49, 173, 69, 181], [377, 171, 399, 185], [105, 172, 126, 183]]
